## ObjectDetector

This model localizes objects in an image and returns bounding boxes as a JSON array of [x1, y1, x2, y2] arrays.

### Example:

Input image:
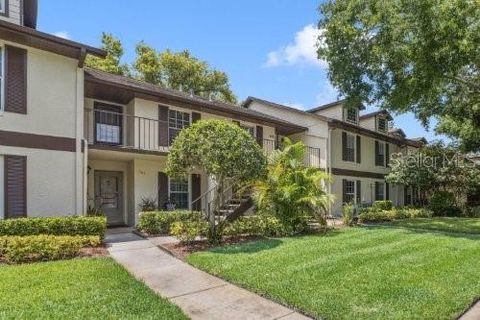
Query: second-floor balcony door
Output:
[[95, 103, 123, 145]]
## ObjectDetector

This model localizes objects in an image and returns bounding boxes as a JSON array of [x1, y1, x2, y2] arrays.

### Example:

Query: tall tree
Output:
[[318, 0, 480, 151], [85, 32, 130, 75], [133, 44, 238, 104]]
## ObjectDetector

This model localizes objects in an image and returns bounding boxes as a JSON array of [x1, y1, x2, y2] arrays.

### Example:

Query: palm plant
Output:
[[252, 138, 333, 231]]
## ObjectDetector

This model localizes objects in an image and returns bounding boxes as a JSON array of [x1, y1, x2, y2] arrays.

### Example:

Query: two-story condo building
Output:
[[244, 97, 425, 216]]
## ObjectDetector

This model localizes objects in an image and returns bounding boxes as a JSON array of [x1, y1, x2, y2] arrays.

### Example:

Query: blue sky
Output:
[[39, 0, 441, 141]]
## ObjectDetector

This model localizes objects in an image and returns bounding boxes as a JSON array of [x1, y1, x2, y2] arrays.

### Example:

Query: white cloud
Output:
[[265, 24, 326, 68], [53, 31, 70, 39], [315, 81, 339, 106]]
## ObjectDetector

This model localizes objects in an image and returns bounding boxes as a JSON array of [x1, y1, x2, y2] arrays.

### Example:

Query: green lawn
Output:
[[188, 221, 480, 319], [384, 217, 480, 234], [0, 258, 187, 320]]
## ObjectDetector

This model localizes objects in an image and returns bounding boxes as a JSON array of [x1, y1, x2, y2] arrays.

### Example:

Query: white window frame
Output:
[[0, 45, 4, 113], [168, 109, 191, 145], [345, 107, 358, 124], [377, 117, 387, 133], [168, 177, 190, 210], [345, 180, 356, 204], [0, 0, 6, 15], [345, 133, 356, 162]]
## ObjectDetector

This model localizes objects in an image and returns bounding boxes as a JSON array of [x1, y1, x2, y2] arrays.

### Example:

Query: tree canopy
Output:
[[85, 33, 130, 76], [86, 33, 238, 104], [318, 0, 480, 151]]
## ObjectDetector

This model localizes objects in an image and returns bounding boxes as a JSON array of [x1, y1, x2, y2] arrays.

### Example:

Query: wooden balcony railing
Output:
[[84, 109, 169, 153]]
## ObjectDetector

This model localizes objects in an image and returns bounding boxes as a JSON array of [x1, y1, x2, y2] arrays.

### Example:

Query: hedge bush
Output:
[[222, 215, 291, 237], [372, 200, 393, 211], [359, 207, 433, 223], [342, 203, 355, 226], [0, 216, 106, 239], [428, 191, 462, 216], [170, 220, 209, 244], [137, 210, 204, 235], [0, 235, 100, 264]]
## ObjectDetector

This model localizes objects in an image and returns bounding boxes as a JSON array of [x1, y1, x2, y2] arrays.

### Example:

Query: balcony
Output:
[[262, 138, 322, 168], [84, 109, 169, 154]]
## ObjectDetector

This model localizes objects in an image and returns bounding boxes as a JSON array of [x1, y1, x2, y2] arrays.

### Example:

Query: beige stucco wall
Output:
[[360, 117, 376, 131], [248, 100, 328, 169], [0, 0, 22, 25], [0, 146, 78, 217], [312, 104, 343, 120]]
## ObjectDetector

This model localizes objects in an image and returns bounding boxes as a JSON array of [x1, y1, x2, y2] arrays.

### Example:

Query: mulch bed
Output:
[[79, 244, 109, 258], [160, 235, 263, 261]]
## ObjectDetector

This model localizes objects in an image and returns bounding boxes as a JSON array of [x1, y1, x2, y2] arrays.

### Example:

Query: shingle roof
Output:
[[84, 68, 307, 133]]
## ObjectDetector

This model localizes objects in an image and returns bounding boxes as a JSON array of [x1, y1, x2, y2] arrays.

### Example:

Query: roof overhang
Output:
[[328, 119, 405, 145], [85, 71, 306, 136], [0, 20, 106, 66]]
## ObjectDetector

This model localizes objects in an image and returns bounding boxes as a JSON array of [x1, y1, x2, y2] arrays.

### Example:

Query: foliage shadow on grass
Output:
[[364, 224, 480, 241]]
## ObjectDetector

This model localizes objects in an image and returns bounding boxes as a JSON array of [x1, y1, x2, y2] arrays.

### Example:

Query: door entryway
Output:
[[95, 171, 124, 226]]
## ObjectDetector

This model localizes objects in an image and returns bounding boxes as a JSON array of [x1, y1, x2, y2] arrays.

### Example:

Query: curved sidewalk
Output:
[[106, 231, 311, 320]]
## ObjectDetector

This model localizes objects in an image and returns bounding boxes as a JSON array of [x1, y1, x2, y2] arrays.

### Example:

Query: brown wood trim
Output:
[[0, 0, 9, 18], [0, 130, 76, 152], [329, 120, 403, 145], [331, 168, 386, 180], [88, 143, 168, 157]]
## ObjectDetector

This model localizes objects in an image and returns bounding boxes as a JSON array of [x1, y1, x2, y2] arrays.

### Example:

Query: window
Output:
[[375, 182, 385, 201], [345, 107, 358, 123], [344, 180, 356, 203], [169, 178, 189, 210], [0, 0, 5, 14], [376, 141, 385, 166], [345, 133, 355, 162], [0, 46, 4, 112], [168, 110, 190, 145], [95, 104, 123, 145], [240, 124, 255, 137], [378, 117, 387, 132]]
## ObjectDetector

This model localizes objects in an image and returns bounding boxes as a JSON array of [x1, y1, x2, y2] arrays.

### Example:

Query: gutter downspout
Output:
[[327, 128, 333, 217]]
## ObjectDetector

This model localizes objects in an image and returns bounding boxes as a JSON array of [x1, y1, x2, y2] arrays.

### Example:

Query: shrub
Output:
[[137, 210, 204, 235], [222, 215, 291, 237], [372, 200, 393, 211], [342, 203, 355, 226], [0, 235, 100, 264], [428, 191, 461, 216], [359, 207, 433, 222], [169, 219, 208, 244], [464, 206, 480, 218], [139, 197, 157, 212], [0, 216, 106, 239]]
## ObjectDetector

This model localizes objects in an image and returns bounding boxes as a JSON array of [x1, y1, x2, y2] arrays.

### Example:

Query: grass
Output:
[[0, 257, 187, 320], [188, 220, 480, 319], [384, 217, 480, 234]]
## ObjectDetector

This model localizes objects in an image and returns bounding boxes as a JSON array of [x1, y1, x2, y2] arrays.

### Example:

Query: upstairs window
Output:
[[377, 117, 387, 132], [345, 133, 355, 162], [168, 110, 190, 145], [345, 107, 358, 124], [375, 141, 386, 166]]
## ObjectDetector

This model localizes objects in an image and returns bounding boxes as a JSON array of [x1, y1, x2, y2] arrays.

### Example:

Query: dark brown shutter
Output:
[[356, 135, 361, 163], [342, 132, 347, 161], [191, 174, 201, 211], [385, 182, 390, 200], [5, 155, 27, 218], [158, 105, 169, 147], [375, 182, 379, 201], [356, 180, 361, 204], [158, 172, 169, 209], [256, 126, 263, 147], [5, 45, 27, 114], [385, 143, 390, 167], [192, 112, 201, 123], [375, 141, 380, 166], [342, 179, 347, 203]]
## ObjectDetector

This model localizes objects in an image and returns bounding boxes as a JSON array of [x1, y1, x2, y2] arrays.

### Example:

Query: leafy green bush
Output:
[[342, 203, 355, 226], [372, 200, 393, 211], [222, 215, 291, 237], [0, 216, 106, 239], [0, 235, 100, 264], [428, 191, 461, 216], [137, 210, 204, 235], [464, 206, 480, 218], [359, 207, 433, 222], [169, 219, 208, 244]]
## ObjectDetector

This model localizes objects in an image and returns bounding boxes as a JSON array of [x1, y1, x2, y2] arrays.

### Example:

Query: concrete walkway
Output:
[[106, 231, 311, 320], [460, 301, 480, 320]]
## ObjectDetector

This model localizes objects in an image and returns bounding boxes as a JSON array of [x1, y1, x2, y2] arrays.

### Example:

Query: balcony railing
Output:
[[84, 109, 169, 153], [262, 139, 322, 168]]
